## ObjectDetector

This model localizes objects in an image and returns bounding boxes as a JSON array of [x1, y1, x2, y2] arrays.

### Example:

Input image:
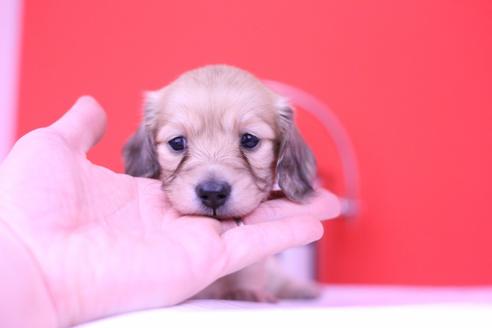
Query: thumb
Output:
[[50, 96, 107, 153]]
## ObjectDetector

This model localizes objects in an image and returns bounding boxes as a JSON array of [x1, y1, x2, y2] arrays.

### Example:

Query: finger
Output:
[[220, 215, 323, 275], [244, 188, 341, 225], [50, 96, 107, 153]]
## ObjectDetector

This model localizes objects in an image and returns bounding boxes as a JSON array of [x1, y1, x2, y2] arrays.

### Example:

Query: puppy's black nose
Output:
[[195, 180, 231, 209]]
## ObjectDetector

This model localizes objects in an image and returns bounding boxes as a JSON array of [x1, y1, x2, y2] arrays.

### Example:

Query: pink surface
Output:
[[0, 0, 22, 161], [314, 285, 492, 307]]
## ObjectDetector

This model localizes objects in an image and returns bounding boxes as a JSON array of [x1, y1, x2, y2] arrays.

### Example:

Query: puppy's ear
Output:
[[276, 104, 316, 202], [123, 92, 161, 179]]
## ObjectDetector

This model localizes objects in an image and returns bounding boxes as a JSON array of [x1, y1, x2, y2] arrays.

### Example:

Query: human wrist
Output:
[[0, 219, 58, 328]]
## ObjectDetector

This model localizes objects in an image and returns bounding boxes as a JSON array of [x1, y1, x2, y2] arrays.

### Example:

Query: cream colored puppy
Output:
[[124, 65, 318, 301]]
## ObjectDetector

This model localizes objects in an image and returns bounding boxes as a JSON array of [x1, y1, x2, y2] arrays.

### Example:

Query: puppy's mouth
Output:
[[206, 207, 237, 221], [197, 190, 285, 221], [211, 208, 223, 219], [196, 202, 248, 221]]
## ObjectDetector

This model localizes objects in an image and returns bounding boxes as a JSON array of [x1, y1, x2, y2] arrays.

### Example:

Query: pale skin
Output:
[[0, 96, 340, 327]]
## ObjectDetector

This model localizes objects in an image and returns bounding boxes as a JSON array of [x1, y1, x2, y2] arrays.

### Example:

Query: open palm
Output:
[[0, 97, 339, 326]]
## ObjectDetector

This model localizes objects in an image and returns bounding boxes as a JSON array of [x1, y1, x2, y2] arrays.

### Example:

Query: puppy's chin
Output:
[[167, 197, 263, 220]]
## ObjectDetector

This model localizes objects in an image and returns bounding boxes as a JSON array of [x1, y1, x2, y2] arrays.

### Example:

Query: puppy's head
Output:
[[124, 65, 315, 218]]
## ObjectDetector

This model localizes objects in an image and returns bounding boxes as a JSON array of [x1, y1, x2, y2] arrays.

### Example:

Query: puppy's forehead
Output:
[[155, 66, 279, 137]]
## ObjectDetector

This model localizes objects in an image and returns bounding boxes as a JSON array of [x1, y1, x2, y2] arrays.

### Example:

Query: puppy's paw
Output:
[[276, 282, 321, 300], [222, 289, 277, 303]]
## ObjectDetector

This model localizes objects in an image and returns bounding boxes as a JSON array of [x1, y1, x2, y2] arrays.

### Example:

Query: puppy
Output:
[[123, 65, 318, 301]]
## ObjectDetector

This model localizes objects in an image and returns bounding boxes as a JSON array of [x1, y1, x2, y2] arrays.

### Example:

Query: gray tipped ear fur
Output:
[[123, 91, 161, 179], [276, 105, 317, 202], [123, 124, 161, 178]]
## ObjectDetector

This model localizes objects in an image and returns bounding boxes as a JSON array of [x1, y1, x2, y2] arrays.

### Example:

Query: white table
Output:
[[80, 285, 492, 327]]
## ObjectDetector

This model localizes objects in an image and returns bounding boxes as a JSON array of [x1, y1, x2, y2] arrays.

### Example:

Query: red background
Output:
[[17, 0, 492, 284]]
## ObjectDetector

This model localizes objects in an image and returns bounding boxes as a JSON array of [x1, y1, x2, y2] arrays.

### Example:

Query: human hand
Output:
[[0, 97, 340, 327]]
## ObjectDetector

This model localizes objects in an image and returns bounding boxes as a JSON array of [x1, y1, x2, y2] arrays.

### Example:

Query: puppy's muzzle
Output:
[[195, 180, 231, 210]]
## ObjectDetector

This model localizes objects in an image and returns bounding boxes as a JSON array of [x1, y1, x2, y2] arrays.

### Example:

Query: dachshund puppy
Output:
[[123, 65, 318, 301]]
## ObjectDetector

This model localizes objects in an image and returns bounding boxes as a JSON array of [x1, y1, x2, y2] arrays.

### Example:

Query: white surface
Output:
[[79, 285, 492, 328], [0, 0, 22, 161]]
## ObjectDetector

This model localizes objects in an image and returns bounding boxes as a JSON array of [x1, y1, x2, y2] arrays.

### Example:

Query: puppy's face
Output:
[[124, 65, 315, 219]]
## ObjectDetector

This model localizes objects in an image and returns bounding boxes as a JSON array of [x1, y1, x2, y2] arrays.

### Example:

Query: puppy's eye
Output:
[[168, 136, 187, 152], [240, 133, 260, 149]]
